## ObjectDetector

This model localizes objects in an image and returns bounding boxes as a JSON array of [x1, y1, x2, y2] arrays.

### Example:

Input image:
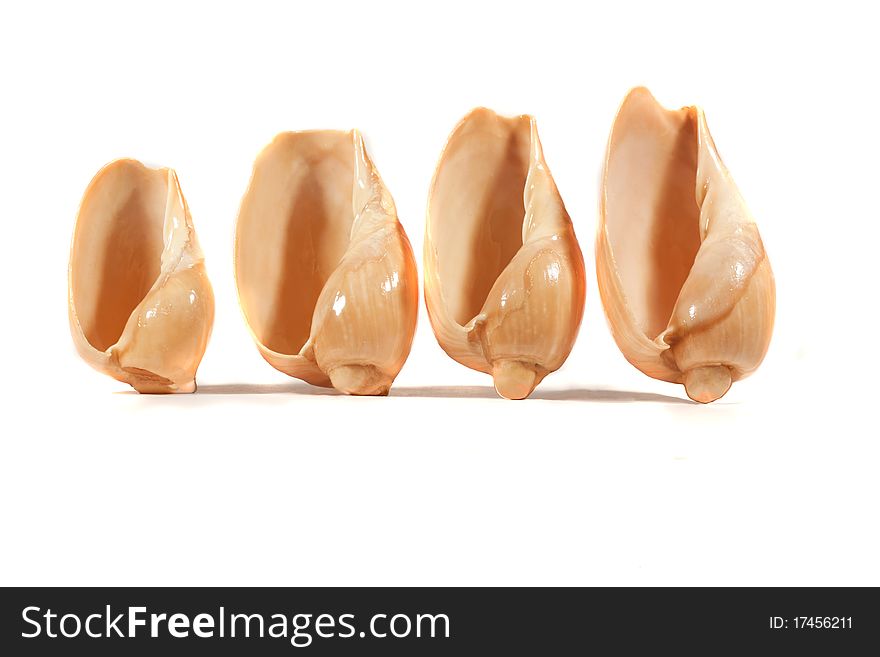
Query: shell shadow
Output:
[[529, 387, 694, 404], [391, 385, 693, 404], [120, 382, 693, 404], [195, 382, 341, 396]]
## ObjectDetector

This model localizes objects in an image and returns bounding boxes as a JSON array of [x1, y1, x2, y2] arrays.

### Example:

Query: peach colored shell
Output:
[[234, 130, 418, 396], [69, 159, 214, 393], [597, 87, 775, 403], [424, 108, 586, 399]]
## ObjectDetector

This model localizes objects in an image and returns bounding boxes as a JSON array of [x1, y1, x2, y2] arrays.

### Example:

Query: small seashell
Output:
[[597, 87, 776, 403], [424, 108, 586, 399], [68, 159, 215, 393], [235, 130, 418, 396]]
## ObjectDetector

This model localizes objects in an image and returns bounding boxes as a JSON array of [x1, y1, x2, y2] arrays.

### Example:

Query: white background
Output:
[[1, 1, 877, 586]]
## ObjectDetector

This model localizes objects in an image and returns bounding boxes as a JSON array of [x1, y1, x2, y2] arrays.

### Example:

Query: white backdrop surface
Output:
[[0, 1, 876, 585]]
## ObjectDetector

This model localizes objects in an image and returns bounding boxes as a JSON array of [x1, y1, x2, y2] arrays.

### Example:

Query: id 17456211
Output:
[[769, 617, 853, 629]]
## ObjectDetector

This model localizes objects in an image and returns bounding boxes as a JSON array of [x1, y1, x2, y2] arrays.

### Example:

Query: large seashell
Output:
[[597, 87, 775, 403], [68, 159, 215, 393], [235, 130, 418, 396], [424, 108, 586, 399]]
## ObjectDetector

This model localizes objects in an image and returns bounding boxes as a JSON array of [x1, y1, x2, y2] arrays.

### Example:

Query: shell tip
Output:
[[129, 378, 195, 394], [492, 360, 539, 400], [683, 366, 732, 403], [328, 364, 391, 396]]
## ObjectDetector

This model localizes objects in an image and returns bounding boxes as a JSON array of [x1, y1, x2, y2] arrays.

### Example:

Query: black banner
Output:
[[1, 587, 875, 654]]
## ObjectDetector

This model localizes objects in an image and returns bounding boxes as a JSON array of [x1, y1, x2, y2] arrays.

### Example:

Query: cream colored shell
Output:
[[68, 159, 215, 393], [234, 130, 418, 396], [597, 87, 776, 403], [425, 108, 587, 399]]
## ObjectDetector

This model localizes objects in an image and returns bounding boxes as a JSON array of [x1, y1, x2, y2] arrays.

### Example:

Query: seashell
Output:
[[68, 159, 215, 393], [597, 87, 775, 403], [424, 108, 587, 399], [234, 130, 418, 396]]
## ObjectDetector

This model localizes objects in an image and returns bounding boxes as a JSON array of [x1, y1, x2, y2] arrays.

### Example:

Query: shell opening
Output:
[[604, 88, 702, 341], [70, 161, 168, 352], [235, 132, 357, 356], [429, 109, 531, 326]]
